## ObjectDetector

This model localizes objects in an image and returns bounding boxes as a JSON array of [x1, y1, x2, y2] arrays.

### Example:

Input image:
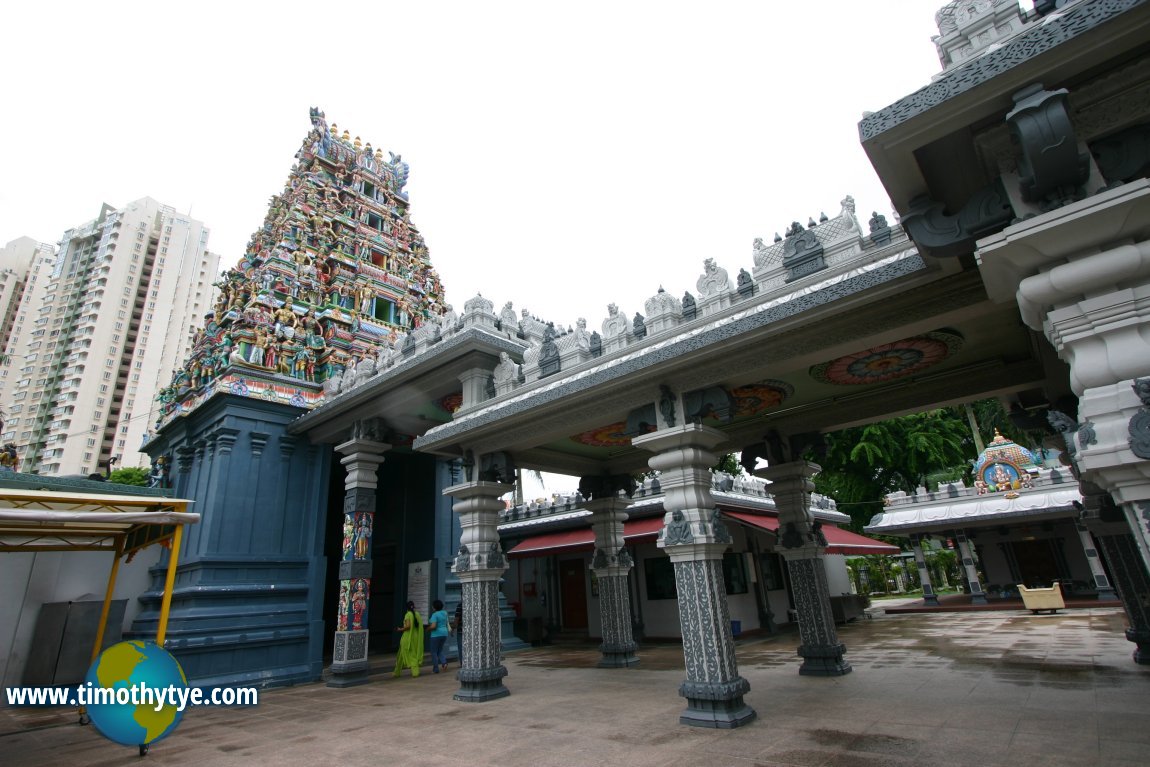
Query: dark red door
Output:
[[559, 559, 588, 629]]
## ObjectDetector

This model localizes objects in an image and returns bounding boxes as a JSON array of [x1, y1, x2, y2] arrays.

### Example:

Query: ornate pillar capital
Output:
[[757, 460, 825, 558], [585, 496, 634, 577], [634, 424, 733, 555], [631, 422, 727, 453], [443, 479, 514, 501], [335, 439, 390, 492], [334, 438, 391, 462], [445, 480, 512, 580]]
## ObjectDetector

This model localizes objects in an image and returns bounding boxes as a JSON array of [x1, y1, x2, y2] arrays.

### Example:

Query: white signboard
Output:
[[407, 560, 434, 620]]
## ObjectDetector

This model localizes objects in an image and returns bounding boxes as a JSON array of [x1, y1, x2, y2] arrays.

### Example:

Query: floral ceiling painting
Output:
[[809, 330, 964, 386]]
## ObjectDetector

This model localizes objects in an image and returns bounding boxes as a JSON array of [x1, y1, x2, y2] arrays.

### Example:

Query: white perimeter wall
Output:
[[501, 527, 859, 641], [0, 548, 159, 687]]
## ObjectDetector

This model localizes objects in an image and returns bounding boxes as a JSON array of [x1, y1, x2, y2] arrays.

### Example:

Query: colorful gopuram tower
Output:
[[133, 110, 451, 688], [155, 108, 445, 422]]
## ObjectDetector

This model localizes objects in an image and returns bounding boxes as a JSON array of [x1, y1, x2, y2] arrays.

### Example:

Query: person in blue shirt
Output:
[[427, 599, 450, 673]]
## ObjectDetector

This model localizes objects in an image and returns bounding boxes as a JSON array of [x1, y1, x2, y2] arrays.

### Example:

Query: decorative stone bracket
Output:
[[1129, 378, 1150, 459], [1006, 84, 1091, 209]]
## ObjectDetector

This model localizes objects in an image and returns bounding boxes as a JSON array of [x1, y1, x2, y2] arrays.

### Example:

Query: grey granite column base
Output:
[[326, 661, 370, 688], [327, 629, 370, 687], [678, 678, 756, 729], [1127, 628, 1150, 665], [453, 664, 510, 702], [798, 643, 853, 677], [598, 640, 639, 668]]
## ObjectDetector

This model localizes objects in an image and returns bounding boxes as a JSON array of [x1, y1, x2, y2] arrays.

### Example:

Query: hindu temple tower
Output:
[[136, 109, 459, 687]]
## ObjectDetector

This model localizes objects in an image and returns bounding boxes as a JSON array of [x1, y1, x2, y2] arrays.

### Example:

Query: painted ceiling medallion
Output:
[[810, 330, 963, 386], [571, 421, 632, 448], [731, 380, 794, 418]]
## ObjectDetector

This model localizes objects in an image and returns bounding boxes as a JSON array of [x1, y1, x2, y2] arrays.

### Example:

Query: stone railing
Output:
[[498, 471, 840, 525], [316, 194, 912, 413]]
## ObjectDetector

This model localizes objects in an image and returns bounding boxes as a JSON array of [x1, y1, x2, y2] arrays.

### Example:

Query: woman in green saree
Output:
[[393, 600, 424, 677]]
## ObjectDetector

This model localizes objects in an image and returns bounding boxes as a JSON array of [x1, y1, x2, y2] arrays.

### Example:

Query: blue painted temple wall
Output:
[[130, 395, 331, 688], [131, 395, 471, 686]]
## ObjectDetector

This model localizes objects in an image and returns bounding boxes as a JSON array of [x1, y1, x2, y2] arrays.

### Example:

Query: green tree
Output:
[[812, 409, 972, 531], [964, 398, 1053, 463], [108, 467, 150, 486], [711, 453, 743, 476], [925, 549, 960, 590]]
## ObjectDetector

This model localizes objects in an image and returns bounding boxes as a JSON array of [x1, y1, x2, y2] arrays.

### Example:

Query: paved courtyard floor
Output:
[[2, 605, 1148, 766]]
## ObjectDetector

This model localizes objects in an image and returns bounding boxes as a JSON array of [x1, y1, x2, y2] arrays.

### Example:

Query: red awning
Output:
[[507, 515, 665, 558], [723, 510, 780, 532], [506, 511, 898, 558], [620, 516, 666, 542], [506, 527, 594, 557], [821, 526, 900, 556], [716, 510, 899, 555]]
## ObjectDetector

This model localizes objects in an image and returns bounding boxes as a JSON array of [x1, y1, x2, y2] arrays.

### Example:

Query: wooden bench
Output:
[[1018, 582, 1065, 614]]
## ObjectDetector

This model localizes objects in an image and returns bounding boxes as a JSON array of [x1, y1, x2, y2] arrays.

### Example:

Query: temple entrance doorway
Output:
[[559, 558, 589, 629], [1012, 539, 1060, 588]]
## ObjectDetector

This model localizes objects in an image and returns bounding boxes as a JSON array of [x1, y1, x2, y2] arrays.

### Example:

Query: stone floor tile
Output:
[[2, 607, 1147, 767]]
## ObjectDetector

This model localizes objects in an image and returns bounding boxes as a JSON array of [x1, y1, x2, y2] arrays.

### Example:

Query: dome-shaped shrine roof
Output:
[[972, 429, 1039, 475]]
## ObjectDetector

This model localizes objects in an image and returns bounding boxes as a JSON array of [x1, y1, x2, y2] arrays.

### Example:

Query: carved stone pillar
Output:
[[632, 424, 755, 729], [758, 461, 852, 676], [909, 534, 940, 606], [445, 480, 512, 702], [977, 180, 1150, 574], [327, 436, 389, 688], [1081, 484, 1150, 663], [1095, 527, 1150, 664], [1074, 520, 1118, 600], [954, 530, 988, 605], [586, 495, 639, 668]]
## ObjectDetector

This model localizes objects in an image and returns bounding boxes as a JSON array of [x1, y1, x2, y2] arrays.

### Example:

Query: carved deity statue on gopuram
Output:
[[155, 107, 446, 424]]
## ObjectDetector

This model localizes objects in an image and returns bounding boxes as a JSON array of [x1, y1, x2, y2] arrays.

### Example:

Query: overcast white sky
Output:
[[2, 0, 966, 495], [1, 1, 954, 325]]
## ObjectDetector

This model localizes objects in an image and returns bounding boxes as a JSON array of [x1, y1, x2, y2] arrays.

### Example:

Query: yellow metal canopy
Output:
[[0, 487, 198, 557], [0, 480, 199, 678]]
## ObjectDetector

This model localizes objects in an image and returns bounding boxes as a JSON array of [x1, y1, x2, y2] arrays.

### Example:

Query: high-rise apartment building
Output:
[[0, 199, 220, 475], [0, 238, 50, 367], [0, 237, 59, 447]]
